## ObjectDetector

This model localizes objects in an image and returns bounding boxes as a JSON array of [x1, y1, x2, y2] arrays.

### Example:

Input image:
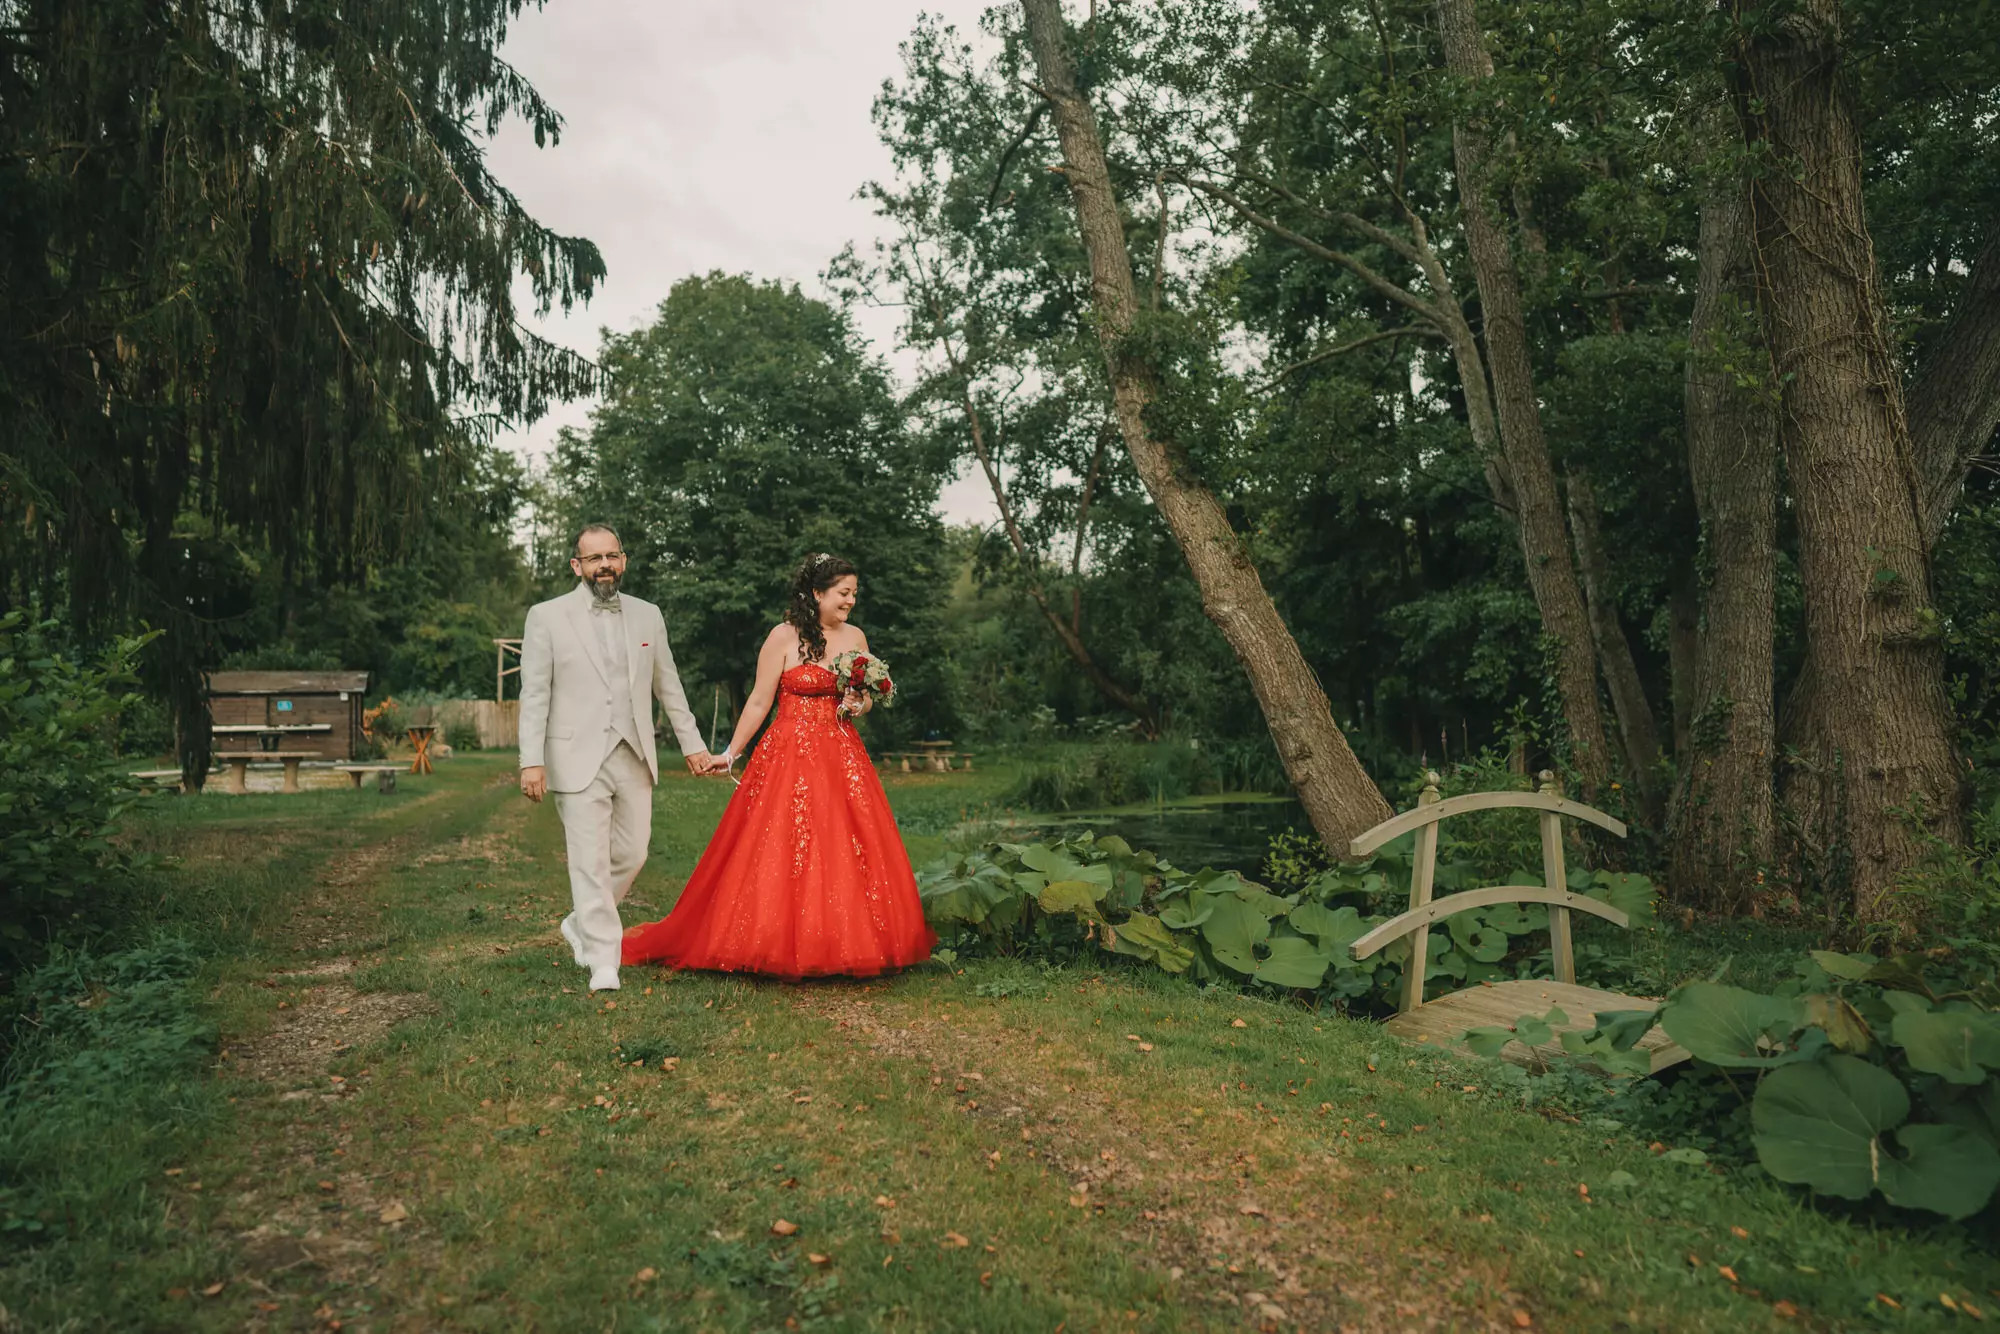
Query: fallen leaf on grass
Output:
[[873, 1195, 897, 1208], [1511, 1311, 1533, 1328], [770, 1219, 799, 1237], [1718, 1266, 1739, 1283], [201, 1281, 226, 1297], [378, 1202, 409, 1223], [635, 1267, 657, 1282], [942, 1232, 970, 1248], [1874, 1294, 1900, 1309], [164, 1167, 184, 1177], [1773, 1301, 1798, 1318], [807, 1253, 831, 1268], [1231, 1019, 1247, 1029], [1238, 1204, 1266, 1217], [1731, 1226, 1749, 1239], [1137, 1042, 1154, 1052]]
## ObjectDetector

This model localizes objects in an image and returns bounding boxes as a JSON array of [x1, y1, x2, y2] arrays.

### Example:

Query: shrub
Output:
[[0, 613, 153, 971], [444, 716, 482, 752]]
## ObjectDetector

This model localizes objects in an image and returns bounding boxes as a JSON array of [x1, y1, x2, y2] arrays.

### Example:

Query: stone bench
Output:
[[881, 751, 975, 774], [334, 763, 402, 792]]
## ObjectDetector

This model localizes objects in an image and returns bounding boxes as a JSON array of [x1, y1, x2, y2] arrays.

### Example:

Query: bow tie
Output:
[[589, 596, 621, 614]]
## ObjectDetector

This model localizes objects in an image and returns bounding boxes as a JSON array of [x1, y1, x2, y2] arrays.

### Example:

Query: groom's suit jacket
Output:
[[517, 583, 705, 793]]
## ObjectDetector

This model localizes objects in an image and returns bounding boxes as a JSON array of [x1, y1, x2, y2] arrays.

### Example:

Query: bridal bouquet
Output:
[[828, 648, 895, 712]]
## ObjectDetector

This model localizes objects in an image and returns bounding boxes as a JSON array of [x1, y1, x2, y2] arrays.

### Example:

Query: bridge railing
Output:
[[1346, 770, 1629, 1014]]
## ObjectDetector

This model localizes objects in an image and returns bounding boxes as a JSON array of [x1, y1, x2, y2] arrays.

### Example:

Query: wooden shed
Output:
[[204, 670, 370, 761]]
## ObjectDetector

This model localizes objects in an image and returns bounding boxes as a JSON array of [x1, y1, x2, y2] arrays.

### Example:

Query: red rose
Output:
[[879, 679, 894, 696]]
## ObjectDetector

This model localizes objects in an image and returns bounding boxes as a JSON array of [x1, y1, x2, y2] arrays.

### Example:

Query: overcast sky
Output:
[[484, 0, 998, 523]]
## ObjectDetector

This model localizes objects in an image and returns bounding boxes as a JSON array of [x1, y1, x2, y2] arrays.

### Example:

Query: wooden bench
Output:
[[128, 768, 188, 793], [1347, 770, 1688, 1075], [214, 750, 321, 795], [334, 763, 402, 792], [881, 751, 975, 773]]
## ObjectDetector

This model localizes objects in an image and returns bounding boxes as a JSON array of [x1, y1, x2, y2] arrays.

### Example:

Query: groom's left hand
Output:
[[685, 751, 715, 775]]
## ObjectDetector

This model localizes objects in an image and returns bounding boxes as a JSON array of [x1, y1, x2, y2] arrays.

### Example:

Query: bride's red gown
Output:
[[622, 662, 936, 978]]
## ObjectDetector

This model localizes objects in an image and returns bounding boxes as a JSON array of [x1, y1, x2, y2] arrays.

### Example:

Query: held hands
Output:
[[684, 751, 716, 775], [837, 688, 870, 719]]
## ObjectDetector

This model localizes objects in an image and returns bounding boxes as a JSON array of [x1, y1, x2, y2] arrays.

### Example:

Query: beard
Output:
[[588, 569, 622, 602]]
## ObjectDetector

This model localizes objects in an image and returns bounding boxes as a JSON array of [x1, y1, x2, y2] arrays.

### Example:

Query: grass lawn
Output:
[[2, 752, 1995, 1331]]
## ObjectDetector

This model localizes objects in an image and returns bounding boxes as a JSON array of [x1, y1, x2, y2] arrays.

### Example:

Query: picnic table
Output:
[[212, 724, 330, 748], [214, 750, 320, 794], [406, 724, 439, 776]]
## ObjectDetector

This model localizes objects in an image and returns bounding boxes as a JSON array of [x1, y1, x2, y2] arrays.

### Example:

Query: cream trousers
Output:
[[552, 740, 653, 971]]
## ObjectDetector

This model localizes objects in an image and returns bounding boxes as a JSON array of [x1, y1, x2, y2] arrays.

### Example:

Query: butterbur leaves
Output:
[[1252, 934, 1332, 989], [1659, 982, 1814, 1068], [1751, 1056, 2000, 1219], [1106, 913, 1195, 974], [1286, 902, 1366, 951], [1037, 879, 1107, 920], [1802, 994, 1876, 1055], [1198, 895, 1271, 974], [1889, 1009, 2000, 1085]]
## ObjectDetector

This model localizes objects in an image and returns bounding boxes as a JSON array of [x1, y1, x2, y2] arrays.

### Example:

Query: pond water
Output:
[[977, 795, 1309, 878]]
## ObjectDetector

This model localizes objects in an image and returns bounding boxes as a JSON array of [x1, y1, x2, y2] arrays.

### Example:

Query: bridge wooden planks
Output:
[[1383, 978, 1689, 1075]]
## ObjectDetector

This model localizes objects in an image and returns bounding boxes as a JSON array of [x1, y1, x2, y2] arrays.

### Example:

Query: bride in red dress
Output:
[[621, 554, 936, 979]]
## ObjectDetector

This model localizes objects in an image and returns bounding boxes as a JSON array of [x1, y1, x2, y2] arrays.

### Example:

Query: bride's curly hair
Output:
[[787, 552, 858, 664]]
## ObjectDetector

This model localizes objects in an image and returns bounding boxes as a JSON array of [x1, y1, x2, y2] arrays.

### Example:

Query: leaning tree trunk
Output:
[[1019, 0, 1392, 846], [1566, 472, 1664, 821], [1731, 0, 1962, 928], [1435, 0, 1613, 801], [1669, 172, 1778, 914]]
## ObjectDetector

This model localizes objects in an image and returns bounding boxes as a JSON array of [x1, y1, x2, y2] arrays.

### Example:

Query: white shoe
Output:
[[560, 916, 587, 967], [589, 965, 620, 992]]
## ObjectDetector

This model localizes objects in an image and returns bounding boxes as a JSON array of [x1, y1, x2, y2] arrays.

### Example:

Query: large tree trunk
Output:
[[1435, 0, 1614, 801], [1566, 472, 1664, 820], [1731, 0, 1962, 927], [1019, 0, 1392, 846], [1913, 236, 2000, 549], [1669, 173, 1778, 913]]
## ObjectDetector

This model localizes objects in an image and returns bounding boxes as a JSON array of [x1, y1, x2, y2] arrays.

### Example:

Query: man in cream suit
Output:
[[518, 524, 713, 991]]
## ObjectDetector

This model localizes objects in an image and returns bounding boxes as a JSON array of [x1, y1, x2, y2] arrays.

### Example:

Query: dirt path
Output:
[[797, 989, 1523, 1333]]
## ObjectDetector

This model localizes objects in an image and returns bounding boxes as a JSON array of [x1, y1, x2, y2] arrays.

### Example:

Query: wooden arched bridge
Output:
[[1347, 771, 1687, 1073]]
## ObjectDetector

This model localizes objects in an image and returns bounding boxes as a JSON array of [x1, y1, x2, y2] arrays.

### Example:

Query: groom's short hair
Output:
[[572, 523, 620, 558]]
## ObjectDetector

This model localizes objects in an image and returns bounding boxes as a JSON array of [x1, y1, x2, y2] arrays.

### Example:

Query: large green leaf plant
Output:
[[1518, 951, 2000, 1220], [918, 830, 1654, 1012]]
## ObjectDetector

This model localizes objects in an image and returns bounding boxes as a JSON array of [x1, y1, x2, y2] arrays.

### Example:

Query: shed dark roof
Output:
[[204, 671, 370, 694]]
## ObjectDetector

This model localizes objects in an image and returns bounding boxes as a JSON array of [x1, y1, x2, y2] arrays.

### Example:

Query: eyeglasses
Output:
[[575, 551, 626, 567]]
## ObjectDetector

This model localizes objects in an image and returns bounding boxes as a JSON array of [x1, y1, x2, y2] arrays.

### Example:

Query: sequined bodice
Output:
[[781, 661, 842, 697]]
